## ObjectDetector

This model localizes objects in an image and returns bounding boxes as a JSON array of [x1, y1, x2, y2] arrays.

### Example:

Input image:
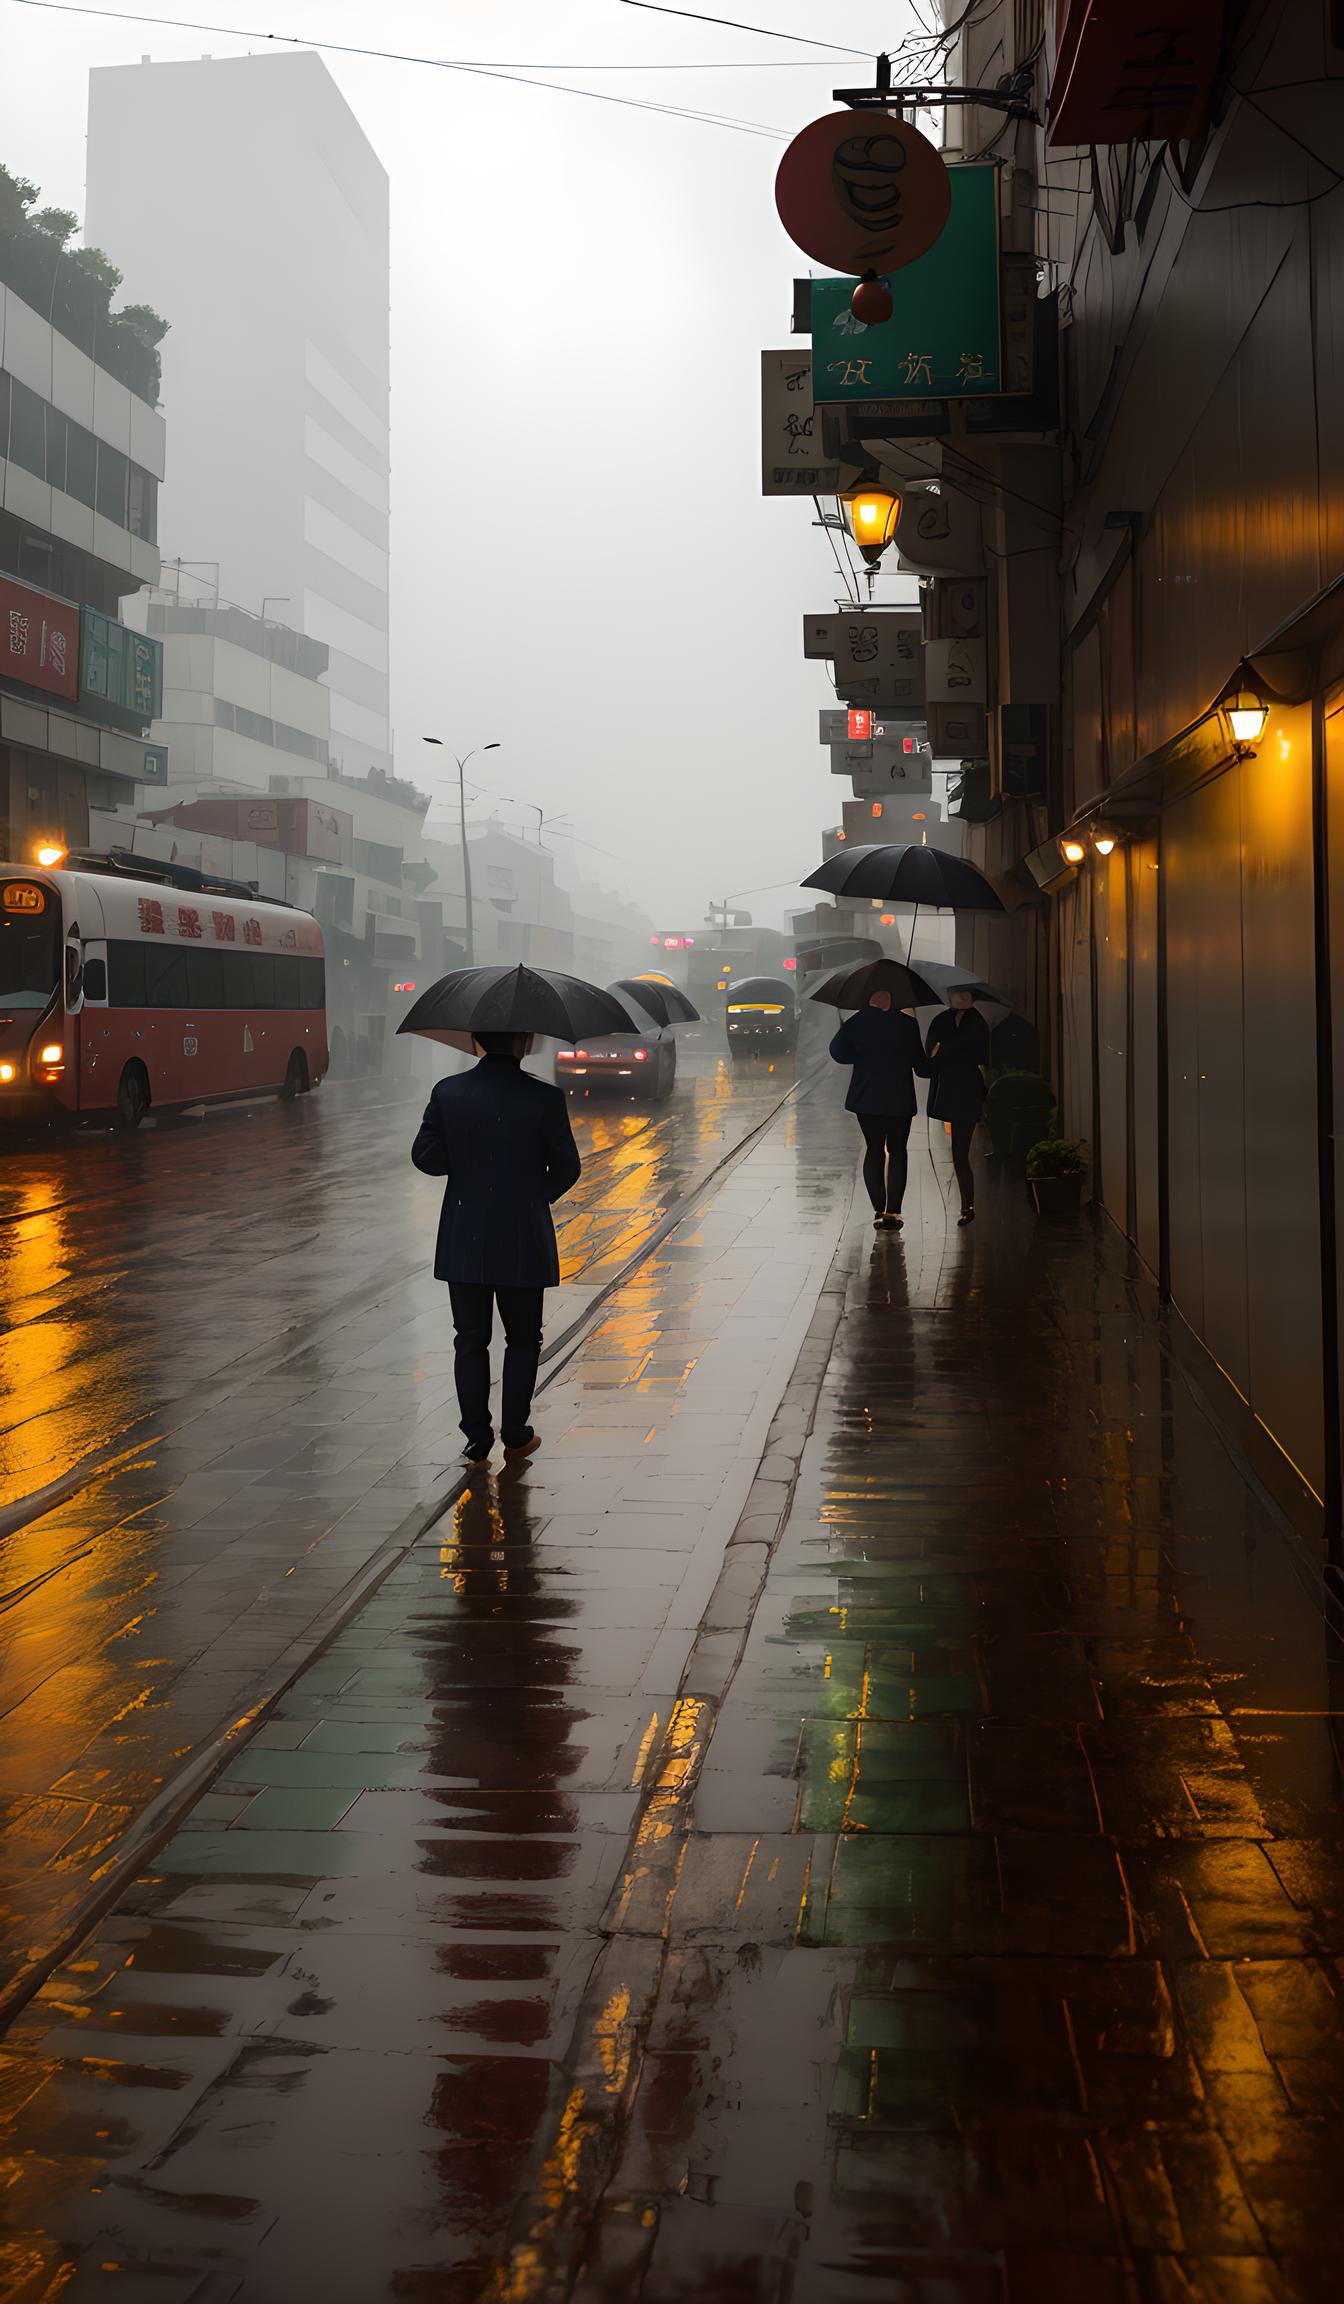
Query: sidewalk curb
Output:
[[490, 1215, 859, 2301]]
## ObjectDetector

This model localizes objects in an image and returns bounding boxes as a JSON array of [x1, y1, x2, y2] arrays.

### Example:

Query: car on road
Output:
[[556, 1027, 677, 1101], [724, 975, 798, 1058]]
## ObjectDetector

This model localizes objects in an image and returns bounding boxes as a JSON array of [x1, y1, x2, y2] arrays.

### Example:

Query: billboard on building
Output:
[[0, 574, 80, 701], [761, 350, 843, 496], [809, 166, 1002, 406], [79, 610, 164, 729]]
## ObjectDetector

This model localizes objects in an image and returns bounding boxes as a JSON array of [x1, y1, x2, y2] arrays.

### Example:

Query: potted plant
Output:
[[1026, 1138, 1089, 1215], [983, 1069, 1057, 1161]]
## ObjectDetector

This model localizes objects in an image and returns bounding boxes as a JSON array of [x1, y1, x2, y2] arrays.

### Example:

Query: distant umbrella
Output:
[[397, 964, 639, 1054], [609, 977, 700, 1027], [802, 844, 1005, 911], [912, 957, 1017, 1009], [809, 956, 940, 1011]]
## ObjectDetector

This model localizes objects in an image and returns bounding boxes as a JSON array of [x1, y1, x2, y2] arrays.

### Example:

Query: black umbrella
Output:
[[912, 957, 1017, 1010], [809, 956, 940, 1011], [802, 843, 1005, 910], [398, 964, 639, 1053], [608, 976, 701, 1027]]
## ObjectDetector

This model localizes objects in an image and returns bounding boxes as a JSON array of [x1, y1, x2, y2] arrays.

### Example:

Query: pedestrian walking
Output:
[[411, 1030, 582, 1462], [925, 987, 992, 1225], [829, 989, 929, 1230]]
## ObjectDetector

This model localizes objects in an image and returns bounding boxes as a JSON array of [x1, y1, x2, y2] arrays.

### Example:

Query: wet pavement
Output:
[[0, 1044, 809, 2013], [4, 1070, 1344, 2301]]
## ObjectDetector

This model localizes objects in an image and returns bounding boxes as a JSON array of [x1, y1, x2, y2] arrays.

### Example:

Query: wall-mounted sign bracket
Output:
[[833, 53, 1039, 124]]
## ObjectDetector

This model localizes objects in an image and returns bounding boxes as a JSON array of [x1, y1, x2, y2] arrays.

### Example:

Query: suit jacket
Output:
[[411, 1055, 582, 1287], [828, 1008, 929, 1116], [924, 1006, 991, 1124]]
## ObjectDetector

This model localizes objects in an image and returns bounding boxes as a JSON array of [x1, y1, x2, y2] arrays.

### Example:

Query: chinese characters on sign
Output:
[[808, 164, 1002, 406], [760, 350, 844, 497], [79, 610, 164, 728], [0, 574, 80, 702]]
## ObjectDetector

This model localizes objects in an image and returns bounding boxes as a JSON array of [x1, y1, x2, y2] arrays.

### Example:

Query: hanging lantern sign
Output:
[[775, 112, 952, 281]]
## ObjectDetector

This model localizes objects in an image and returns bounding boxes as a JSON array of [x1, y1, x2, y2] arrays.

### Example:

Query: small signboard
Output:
[[80, 610, 164, 730], [810, 166, 1002, 407], [761, 350, 843, 496], [925, 637, 988, 705], [0, 573, 79, 702], [140, 743, 169, 787]]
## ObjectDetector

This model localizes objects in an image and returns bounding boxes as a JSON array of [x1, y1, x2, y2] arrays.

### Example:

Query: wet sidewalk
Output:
[[6, 1095, 1344, 2301]]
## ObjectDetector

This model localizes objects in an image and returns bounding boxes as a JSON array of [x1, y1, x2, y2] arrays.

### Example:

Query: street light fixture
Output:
[[1222, 673, 1269, 755], [1091, 824, 1119, 857], [423, 737, 500, 965], [1059, 834, 1087, 866], [837, 482, 902, 566]]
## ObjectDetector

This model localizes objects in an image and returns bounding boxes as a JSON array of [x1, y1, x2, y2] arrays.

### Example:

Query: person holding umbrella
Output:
[[821, 960, 932, 1231], [403, 965, 631, 1463], [925, 986, 992, 1225]]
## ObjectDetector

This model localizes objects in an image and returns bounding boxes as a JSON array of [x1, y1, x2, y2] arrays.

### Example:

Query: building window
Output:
[[8, 377, 45, 479], [0, 366, 157, 542], [96, 442, 129, 527]]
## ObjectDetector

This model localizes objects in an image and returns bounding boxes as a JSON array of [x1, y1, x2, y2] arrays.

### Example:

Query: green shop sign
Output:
[[79, 610, 163, 729], [810, 163, 1002, 405]]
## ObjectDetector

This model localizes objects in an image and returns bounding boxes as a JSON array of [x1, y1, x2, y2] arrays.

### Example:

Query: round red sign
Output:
[[774, 111, 952, 277]]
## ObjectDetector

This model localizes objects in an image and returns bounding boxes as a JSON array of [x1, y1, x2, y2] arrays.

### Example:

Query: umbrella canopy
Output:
[[911, 957, 1018, 1010], [802, 844, 1005, 911], [809, 956, 940, 1011], [398, 964, 639, 1054], [609, 976, 700, 1027]]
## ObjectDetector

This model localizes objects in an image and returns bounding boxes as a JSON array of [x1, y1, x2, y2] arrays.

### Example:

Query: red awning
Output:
[[1047, 0, 1224, 148]]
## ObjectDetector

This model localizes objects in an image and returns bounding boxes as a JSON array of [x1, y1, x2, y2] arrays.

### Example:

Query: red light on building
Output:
[[870, 802, 883, 818], [903, 737, 916, 754], [783, 956, 797, 971], [393, 980, 417, 993], [848, 709, 872, 741], [911, 812, 926, 822], [879, 913, 896, 926]]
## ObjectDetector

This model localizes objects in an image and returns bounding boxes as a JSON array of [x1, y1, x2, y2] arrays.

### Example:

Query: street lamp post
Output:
[[423, 738, 500, 965]]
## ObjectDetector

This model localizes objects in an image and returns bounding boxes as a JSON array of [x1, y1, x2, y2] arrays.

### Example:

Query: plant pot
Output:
[[1030, 1173, 1086, 1217]]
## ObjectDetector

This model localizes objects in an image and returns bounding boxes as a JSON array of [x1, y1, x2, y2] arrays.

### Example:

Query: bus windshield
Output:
[[0, 896, 61, 1011]]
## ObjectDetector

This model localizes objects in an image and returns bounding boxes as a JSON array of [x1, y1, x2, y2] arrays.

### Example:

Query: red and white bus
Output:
[[0, 858, 328, 1127]]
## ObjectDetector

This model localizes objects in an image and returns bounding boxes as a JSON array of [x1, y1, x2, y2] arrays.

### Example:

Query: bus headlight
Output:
[[0, 1062, 14, 1083], [39, 1044, 64, 1065]]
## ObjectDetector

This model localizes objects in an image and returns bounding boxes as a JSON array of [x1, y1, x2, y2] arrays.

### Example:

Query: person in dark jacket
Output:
[[829, 990, 929, 1230], [925, 988, 992, 1224], [411, 1032, 582, 1461]]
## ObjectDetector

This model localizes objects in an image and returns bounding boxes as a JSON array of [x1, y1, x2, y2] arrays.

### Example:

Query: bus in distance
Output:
[[0, 856, 328, 1127]]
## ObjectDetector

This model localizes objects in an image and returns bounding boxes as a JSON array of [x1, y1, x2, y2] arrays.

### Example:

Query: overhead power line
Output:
[[6, 0, 790, 136], [617, 2, 869, 58]]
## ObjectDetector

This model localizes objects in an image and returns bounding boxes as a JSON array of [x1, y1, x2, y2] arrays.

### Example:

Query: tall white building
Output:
[[84, 50, 390, 779]]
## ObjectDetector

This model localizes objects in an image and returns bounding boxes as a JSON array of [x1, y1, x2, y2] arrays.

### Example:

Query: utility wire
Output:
[[617, 1, 869, 58], [7, 1, 790, 136]]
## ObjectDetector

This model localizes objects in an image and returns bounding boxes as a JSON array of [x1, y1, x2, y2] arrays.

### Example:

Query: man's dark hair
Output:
[[475, 1030, 529, 1058]]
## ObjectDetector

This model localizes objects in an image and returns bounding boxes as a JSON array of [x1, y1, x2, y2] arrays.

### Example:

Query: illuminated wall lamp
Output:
[[1059, 835, 1087, 866], [1223, 682, 1269, 755], [1091, 824, 1121, 856], [837, 482, 901, 567]]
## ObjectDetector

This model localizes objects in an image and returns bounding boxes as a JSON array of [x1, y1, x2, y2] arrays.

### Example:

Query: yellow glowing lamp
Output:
[[1059, 835, 1087, 866], [35, 843, 66, 868], [0, 1062, 14, 1083], [1224, 683, 1268, 752], [1092, 825, 1118, 856], [838, 482, 901, 566]]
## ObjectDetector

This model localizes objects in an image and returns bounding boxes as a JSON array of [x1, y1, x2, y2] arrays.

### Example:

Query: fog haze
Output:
[[0, 0, 917, 928]]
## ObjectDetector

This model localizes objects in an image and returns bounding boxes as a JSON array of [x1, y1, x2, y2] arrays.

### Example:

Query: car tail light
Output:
[[633, 1048, 647, 1061], [0, 1062, 14, 1084], [576, 1050, 588, 1060], [40, 1043, 63, 1064], [558, 1050, 575, 1060]]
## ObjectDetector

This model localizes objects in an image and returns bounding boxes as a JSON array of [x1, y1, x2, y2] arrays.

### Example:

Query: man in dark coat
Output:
[[411, 1032, 582, 1460], [925, 989, 992, 1224], [829, 990, 929, 1230]]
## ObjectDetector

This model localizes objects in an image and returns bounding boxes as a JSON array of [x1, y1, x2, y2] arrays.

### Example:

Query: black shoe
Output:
[[888, 1211, 904, 1228], [957, 1206, 975, 1227], [462, 1435, 493, 1463], [873, 1212, 894, 1230], [503, 1428, 541, 1459]]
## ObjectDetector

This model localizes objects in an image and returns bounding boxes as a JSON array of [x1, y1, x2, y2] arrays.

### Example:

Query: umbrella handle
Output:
[[907, 904, 920, 966]]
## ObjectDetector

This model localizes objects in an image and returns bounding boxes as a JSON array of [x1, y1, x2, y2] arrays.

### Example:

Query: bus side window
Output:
[[146, 945, 189, 1006], [82, 957, 108, 1002], [300, 956, 325, 1010], [109, 941, 146, 1005], [273, 955, 301, 1008], [225, 950, 253, 1008], [252, 953, 275, 1006]]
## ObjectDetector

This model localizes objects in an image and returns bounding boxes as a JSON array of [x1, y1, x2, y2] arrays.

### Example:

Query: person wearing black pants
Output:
[[829, 990, 929, 1230], [925, 988, 992, 1224], [412, 1030, 581, 1461]]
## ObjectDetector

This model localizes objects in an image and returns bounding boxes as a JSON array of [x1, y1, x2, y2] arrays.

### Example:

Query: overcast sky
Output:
[[0, 0, 922, 929]]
